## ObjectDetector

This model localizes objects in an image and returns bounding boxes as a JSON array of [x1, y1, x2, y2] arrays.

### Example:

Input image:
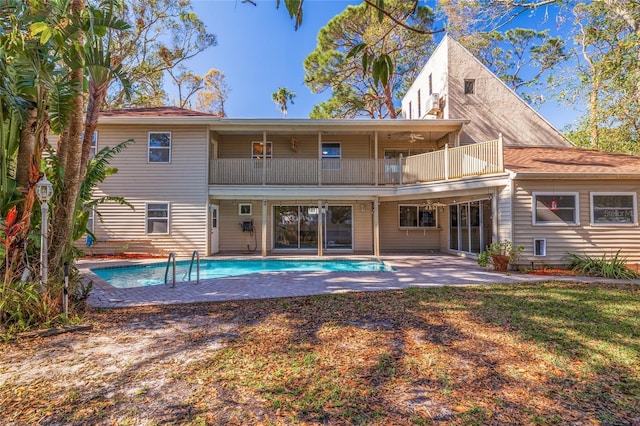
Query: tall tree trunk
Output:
[[48, 0, 85, 277], [79, 80, 108, 177], [15, 109, 37, 199], [384, 83, 397, 119]]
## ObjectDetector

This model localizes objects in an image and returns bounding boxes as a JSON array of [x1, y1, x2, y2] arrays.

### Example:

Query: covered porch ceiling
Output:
[[207, 118, 469, 142]]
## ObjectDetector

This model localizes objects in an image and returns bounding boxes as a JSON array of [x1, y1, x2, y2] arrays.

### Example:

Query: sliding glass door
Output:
[[273, 205, 352, 250], [449, 199, 492, 254]]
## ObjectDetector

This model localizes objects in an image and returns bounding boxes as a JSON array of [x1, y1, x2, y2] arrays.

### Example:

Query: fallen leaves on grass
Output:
[[1, 283, 639, 425]]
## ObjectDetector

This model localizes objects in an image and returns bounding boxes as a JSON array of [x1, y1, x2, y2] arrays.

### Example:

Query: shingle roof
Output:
[[101, 106, 216, 117], [504, 147, 640, 175]]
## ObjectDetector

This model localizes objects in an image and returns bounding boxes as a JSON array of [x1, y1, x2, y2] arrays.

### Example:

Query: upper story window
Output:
[[533, 193, 579, 225], [252, 141, 272, 159], [408, 101, 412, 119], [322, 142, 341, 170], [590, 192, 637, 225], [464, 79, 475, 94], [146, 202, 169, 234], [399, 205, 437, 228], [417, 89, 422, 117], [428, 73, 433, 95], [148, 132, 171, 163]]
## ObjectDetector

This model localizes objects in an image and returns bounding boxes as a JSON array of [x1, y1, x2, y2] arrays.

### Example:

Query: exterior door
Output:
[[210, 204, 219, 254]]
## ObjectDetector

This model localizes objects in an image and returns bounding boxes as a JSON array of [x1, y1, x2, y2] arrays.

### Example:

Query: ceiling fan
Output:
[[388, 132, 425, 142], [404, 132, 424, 143]]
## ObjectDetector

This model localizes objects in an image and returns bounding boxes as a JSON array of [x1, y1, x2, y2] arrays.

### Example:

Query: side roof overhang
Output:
[[98, 112, 469, 138], [505, 147, 640, 180]]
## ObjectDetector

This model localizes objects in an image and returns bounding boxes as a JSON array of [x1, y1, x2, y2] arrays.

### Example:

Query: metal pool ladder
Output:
[[188, 250, 200, 284], [164, 252, 176, 287]]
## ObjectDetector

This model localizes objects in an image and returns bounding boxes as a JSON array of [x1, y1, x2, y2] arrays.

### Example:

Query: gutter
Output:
[[509, 171, 640, 180]]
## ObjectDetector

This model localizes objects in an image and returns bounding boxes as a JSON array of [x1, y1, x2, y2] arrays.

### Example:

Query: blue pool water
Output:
[[91, 258, 394, 288]]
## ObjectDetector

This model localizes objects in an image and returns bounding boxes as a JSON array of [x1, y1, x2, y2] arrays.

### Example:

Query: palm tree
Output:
[[271, 87, 295, 118]]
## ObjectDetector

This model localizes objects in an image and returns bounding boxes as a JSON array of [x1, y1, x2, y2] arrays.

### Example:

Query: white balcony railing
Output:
[[209, 139, 503, 185]]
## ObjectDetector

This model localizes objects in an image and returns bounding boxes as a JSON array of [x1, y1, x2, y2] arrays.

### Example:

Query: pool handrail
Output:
[[164, 252, 176, 288], [188, 250, 200, 284]]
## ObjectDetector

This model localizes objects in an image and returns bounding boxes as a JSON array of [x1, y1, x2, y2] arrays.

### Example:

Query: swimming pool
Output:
[[91, 258, 394, 288]]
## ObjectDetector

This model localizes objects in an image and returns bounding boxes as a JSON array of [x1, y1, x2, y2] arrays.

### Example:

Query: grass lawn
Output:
[[1, 282, 639, 425]]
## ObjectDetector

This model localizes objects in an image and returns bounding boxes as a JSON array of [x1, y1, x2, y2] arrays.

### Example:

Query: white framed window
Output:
[[238, 203, 252, 216], [146, 202, 169, 234], [533, 238, 546, 256], [417, 89, 422, 117], [252, 141, 272, 159], [148, 132, 171, 163], [399, 205, 437, 228], [322, 142, 341, 170], [533, 193, 579, 225], [590, 192, 637, 225]]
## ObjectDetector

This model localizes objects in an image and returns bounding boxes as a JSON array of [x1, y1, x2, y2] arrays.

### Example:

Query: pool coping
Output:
[[77, 254, 640, 309], [78, 255, 393, 290]]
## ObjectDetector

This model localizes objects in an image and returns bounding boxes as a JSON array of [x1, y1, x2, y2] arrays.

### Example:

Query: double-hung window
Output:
[[148, 132, 171, 163], [146, 203, 169, 234], [533, 193, 579, 225], [399, 205, 437, 228], [590, 192, 637, 225]]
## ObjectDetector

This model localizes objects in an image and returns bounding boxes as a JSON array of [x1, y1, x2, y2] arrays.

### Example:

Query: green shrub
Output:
[[477, 240, 524, 268], [565, 250, 640, 279]]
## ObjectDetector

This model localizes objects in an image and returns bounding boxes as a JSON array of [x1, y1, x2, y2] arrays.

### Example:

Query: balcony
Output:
[[209, 139, 503, 186]]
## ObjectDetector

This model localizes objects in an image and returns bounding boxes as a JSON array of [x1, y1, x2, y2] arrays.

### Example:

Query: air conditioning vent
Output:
[[426, 93, 440, 115]]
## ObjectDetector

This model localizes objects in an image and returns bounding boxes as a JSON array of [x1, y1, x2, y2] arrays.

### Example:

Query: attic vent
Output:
[[464, 79, 475, 94]]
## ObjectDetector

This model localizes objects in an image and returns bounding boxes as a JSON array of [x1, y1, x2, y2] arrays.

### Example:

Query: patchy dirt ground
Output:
[[1, 284, 639, 425]]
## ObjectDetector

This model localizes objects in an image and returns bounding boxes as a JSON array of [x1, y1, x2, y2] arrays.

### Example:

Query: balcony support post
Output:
[[262, 131, 267, 185], [498, 133, 504, 172], [317, 199, 324, 257], [261, 199, 268, 257], [444, 143, 449, 180], [373, 197, 380, 256], [374, 131, 379, 186], [317, 131, 322, 186]]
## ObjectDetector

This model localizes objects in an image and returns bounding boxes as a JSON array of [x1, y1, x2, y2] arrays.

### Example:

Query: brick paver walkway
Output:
[[79, 255, 637, 308]]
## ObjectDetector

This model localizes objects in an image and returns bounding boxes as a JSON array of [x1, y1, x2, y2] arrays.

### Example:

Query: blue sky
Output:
[[186, 0, 581, 130]]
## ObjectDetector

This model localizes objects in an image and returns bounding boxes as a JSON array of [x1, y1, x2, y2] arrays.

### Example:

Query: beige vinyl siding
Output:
[[497, 184, 513, 242], [91, 124, 209, 256], [377, 140, 438, 158], [379, 202, 441, 253], [214, 200, 372, 254], [353, 202, 373, 253], [216, 134, 372, 159], [512, 179, 640, 264], [216, 200, 266, 253]]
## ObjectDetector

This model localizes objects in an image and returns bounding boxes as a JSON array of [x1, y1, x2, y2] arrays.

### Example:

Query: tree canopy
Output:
[[304, 0, 435, 119]]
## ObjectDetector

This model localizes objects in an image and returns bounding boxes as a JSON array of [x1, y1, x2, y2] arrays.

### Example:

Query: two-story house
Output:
[[87, 35, 640, 266]]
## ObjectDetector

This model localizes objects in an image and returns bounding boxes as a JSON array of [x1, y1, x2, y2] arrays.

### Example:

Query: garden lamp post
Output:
[[36, 176, 53, 286]]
